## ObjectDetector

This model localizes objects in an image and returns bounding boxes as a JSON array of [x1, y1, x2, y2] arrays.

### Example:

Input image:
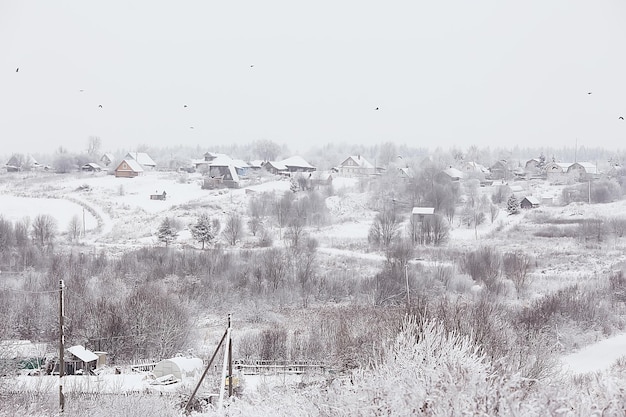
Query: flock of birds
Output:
[[12, 66, 624, 123]]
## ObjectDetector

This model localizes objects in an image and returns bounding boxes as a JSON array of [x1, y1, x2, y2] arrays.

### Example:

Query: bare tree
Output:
[[223, 213, 243, 246], [368, 205, 403, 248], [263, 248, 288, 290], [67, 214, 82, 242], [87, 136, 102, 156], [248, 215, 262, 237], [31, 214, 57, 248]]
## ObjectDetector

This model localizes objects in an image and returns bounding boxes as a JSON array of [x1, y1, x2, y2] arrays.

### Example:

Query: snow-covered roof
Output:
[[68, 345, 99, 363], [571, 162, 597, 174], [101, 153, 115, 161], [208, 155, 234, 166], [412, 207, 435, 215], [125, 152, 156, 167], [0, 340, 48, 358], [341, 155, 374, 168], [441, 167, 465, 179], [118, 158, 144, 172], [82, 163, 101, 169], [464, 161, 489, 173], [230, 159, 249, 169], [279, 156, 315, 169], [248, 160, 264, 168], [522, 196, 540, 205], [266, 161, 288, 171]]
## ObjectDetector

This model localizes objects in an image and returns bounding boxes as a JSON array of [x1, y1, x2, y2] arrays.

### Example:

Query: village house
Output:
[[279, 156, 316, 173], [5, 154, 41, 172], [437, 167, 465, 182], [125, 152, 156, 170], [545, 161, 597, 183], [489, 160, 511, 180], [336, 155, 376, 176], [524, 158, 543, 175], [263, 161, 288, 176], [114, 159, 144, 178], [462, 161, 489, 179]]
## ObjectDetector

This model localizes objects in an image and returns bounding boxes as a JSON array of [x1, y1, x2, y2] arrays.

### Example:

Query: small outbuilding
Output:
[[81, 163, 102, 172], [67, 345, 99, 375], [520, 196, 540, 209], [152, 357, 203, 381]]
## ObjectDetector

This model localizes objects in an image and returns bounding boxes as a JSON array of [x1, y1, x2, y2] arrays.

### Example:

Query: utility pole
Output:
[[228, 314, 233, 398], [59, 279, 65, 413], [405, 264, 410, 311]]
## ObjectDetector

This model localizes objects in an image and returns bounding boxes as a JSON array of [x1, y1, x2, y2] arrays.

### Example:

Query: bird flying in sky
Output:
[[98, 104, 103, 108], [15, 67, 19, 73], [620, 116, 624, 120]]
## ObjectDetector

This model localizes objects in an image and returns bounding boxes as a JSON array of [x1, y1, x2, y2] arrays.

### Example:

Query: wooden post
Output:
[[405, 264, 410, 311], [228, 314, 233, 397], [185, 329, 228, 414], [59, 279, 65, 413]]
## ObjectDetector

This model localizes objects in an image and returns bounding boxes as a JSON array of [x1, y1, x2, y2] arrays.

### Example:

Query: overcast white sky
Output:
[[1, 1, 625, 156]]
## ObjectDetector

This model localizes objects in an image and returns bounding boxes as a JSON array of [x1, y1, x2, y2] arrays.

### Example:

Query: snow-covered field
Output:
[[2, 169, 626, 391]]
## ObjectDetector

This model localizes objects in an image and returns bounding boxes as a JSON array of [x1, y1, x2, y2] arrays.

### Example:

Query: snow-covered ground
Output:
[[2, 170, 626, 377], [561, 332, 626, 374]]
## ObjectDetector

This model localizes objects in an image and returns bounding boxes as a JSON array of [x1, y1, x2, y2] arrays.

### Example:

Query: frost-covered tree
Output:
[[157, 217, 178, 247], [189, 213, 214, 249], [507, 194, 520, 215]]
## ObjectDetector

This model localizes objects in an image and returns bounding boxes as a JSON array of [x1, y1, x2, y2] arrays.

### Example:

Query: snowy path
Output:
[[561, 333, 626, 374], [63, 195, 113, 242]]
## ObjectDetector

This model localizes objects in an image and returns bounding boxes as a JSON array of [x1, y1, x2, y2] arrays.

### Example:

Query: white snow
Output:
[[561, 332, 626, 374]]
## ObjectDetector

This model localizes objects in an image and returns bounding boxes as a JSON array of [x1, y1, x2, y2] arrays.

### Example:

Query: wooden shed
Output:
[[520, 196, 540, 209]]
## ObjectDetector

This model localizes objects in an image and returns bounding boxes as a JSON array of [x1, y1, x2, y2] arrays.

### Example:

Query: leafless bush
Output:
[[578, 218, 606, 244], [503, 251, 532, 297], [368, 206, 403, 248], [608, 216, 626, 240], [260, 327, 288, 360], [460, 246, 502, 293], [222, 212, 243, 245]]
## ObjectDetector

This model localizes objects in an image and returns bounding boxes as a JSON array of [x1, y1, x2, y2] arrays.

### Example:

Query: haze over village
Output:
[[3, 1, 626, 416]]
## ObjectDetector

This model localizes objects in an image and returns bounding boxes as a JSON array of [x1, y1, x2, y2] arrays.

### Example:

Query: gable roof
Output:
[[265, 161, 288, 171], [441, 167, 465, 179], [341, 155, 374, 168], [82, 163, 102, 170], [125, 152, 156, 167], [570, 162, 597, 174], [116, 158, 144, 172], [101, 153, 114, 162], [521, 196, 540, 205], [279, 156, 315, 169]]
